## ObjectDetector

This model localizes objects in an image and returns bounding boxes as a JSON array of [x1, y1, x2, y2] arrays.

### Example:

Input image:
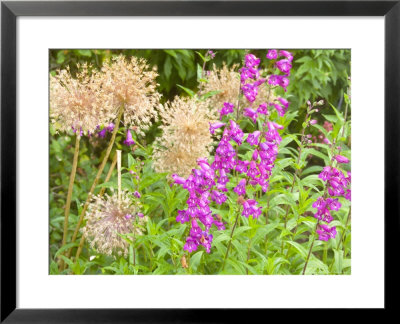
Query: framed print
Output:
[[1, 0, 399, 321]]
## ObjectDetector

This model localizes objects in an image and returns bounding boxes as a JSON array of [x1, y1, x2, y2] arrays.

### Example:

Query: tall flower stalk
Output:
[[65, 105, 124, 264], [302, 142, 351, 275], [59, 134, 80, 268], [75, 153, 118, 261], [50, 63, 115, 270], [282, 100, 324, 256], [172, 51, 293, 272]]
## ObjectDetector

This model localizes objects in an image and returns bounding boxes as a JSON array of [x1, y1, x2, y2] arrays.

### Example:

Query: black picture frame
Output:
[[1, 0, 398, 321]]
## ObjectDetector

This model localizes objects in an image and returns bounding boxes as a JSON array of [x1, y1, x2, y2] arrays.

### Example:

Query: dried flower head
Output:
[[200, 63, 240, 110], [153, 96, 218, 178], [100, 55, 162, 136], [82, 191, 148, 257], [50, 63, 113, 135], [200, 63, 276, 111]]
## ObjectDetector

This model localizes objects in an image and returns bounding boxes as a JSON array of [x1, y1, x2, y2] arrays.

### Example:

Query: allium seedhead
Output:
[[82, 191, 147, 257], [153, 96, 217, 178], [100, 55, 161, 136], [50, 64, 113, 135], [200, 63, 276, 110]]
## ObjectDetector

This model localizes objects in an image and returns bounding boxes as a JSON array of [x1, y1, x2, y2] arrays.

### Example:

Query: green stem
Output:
[[222, 209, 241, 272], [329, 208, 351, 273], [246, 238, 252, 275], [302, 222, 319, 275], [59, 134, 80, 270], [340, 209, 351, 256]]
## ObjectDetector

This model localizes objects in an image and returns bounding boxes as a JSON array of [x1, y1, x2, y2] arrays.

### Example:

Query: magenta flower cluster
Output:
[[173, 51, 293, 254], [96, 123, 115, 138], [124, 129, 135, 146], [172, 159, 226, 253], [313, 158, 351, 241], [266, 49, 294, 92], [240, 54, 265, 102]]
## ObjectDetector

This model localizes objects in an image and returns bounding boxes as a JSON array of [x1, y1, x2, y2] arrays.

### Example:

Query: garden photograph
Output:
[[49, 48, 351, 275]]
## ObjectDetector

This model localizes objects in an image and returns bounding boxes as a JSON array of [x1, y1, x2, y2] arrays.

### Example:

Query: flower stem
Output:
[[339, 209, 351, 254], [99, 153, 118, 197], [283, 107, 310, 230], [117, 150, 122, 204], [341, 88, 350, 138], [59, 134, 80, 270], [201, 49, 210, 79], [133, 215, 137, 268], [302, 222, 319, 275], [328, 208, 351, 273], [65, 105, 124, 265], [74, 153, 118, 261], [221, 209, 241, 272], [246, 238, 252, 275]]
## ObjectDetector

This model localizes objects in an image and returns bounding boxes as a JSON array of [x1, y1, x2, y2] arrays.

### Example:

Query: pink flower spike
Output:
[[209, 122, 225, 135], [279, 50, 294, 62], [244, 108, 258, 123], [278, 97, 290, 109], [334, 155, 350, 164], [172, 174, 186, 185], [124, 129, 135, 146], [266, 49, 278, 59]]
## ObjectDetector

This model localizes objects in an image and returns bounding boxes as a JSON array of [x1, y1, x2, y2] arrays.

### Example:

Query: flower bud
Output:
[[237, 196, 246, 205], [181, 255, 188, 269], [334, 155, 350, 164]]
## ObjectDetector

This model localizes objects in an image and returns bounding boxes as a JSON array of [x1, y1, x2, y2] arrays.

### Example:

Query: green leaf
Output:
[[238, 261, 258, 275], [139, 173, 167, 191], [164, 49, 177, 58], [195, 51, 206, 62], [54, 242, 79, 258], [200, 90, 221, 101], [164, 56, 173, 80], [214, 232, 231, 244], [77, 49, 92, 57], [286, 240, 308, 259], [127, 154, 135, 168], [302, 148, 330, 165], [190, 251, 203, 272], [56, 51, 65, 64], [177, 84, 195, 98], [58, 255, 74, 269], [225, 259, 246, 274], [301, 165, 323, 176], [333, 249, 344, 274], [197, 63, 203, 81], [232, 226, 252, 238]]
